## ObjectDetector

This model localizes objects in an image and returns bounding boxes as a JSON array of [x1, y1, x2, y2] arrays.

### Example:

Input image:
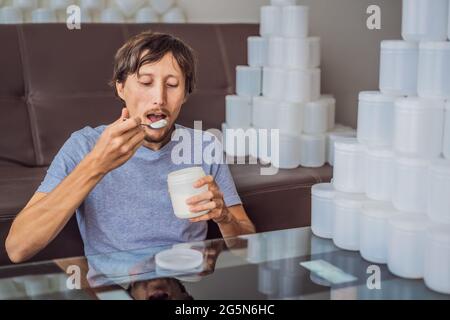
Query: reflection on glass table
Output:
[[0, 227, 448, 300]]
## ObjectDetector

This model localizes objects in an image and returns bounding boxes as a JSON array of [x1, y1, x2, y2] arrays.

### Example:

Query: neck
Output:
[[142, 125, 175, 151]]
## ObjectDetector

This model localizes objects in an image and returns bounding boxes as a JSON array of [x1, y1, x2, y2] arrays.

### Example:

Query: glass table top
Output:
[[0, 227, 448, 300]]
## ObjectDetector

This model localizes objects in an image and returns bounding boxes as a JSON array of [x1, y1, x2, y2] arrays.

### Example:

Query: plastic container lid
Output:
[[429, 158, 450, 177], [334, 138, 365, 153], [279, 101, 303, 109], [419, 41, 450, 51], [366, 147, 394, 159], [395, 156, 430, 168], [167, 167, 205, 184], [362, 202, 398, 220], [388, 214, 430, 232], [226, 95, 251, 103], [395, 97, 445, 111], [319, 94, 336, 104], [426, 224, 450, 246], [334, 192, 369, 209], [381, 40, 418, 50], [306, 98, 329, 108], [358, 91, 400, 103], [236, 65, 261, 72], [308, 36, 320, 43], [155, 248, 204, 271], [311, 183, 335, 198]]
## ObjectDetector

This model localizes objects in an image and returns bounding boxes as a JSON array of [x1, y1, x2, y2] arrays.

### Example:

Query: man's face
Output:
[[116, 51, 186, 144]]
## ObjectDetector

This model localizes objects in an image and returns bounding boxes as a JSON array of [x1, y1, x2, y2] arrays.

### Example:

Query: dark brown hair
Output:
[[110, 30, 197, 101]]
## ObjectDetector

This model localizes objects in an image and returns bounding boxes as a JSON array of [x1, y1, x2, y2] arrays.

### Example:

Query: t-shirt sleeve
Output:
[[204, 133, 242, 207], [36, 130, 92, 194]]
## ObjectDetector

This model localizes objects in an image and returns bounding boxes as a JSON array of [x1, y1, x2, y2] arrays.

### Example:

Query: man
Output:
[[6, 31, 255, 263]]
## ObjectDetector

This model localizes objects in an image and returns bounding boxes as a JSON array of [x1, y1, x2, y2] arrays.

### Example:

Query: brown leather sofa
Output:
[[0, 23, 332, 265]]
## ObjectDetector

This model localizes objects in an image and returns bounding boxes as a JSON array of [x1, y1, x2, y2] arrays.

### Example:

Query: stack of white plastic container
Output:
[[222, 0, 354, 169], [311, 0, 450, 295]]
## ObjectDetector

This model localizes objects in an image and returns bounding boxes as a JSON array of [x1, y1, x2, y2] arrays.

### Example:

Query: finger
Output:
[[193, 175, 214, 188], [113, 108, 129, 125], [119, 125, 144, 143], [189, 199, 220, 213], [121, 129, 145, 153], [189, 213, 214, 223], [112, 116, 142, 136], [186, 190, 214, 205]]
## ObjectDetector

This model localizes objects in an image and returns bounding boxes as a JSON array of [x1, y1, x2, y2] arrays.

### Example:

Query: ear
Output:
[[115, 81, 126, 101]]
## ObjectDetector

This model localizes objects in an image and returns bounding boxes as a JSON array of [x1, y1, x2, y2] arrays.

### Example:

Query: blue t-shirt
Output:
[[37, 124, 241, 256]]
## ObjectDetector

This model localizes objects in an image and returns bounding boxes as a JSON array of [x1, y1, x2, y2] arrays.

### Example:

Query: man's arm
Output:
[[6, 108, 145, 263]]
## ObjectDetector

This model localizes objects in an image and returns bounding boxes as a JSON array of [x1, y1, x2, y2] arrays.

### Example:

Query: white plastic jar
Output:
[[424, 224, 450, 294], [326, 129, 356, 166], [252, 96, 278, 129], [285, 68, 320, 103], [333, 192, 370, 251], [365, 147, 394, 201], [276, 101, 304, 137], [360, 202, 398, 264], [303, 97, 329, 134], [418, 41, 450, 99], [332, 138, 366, 193], [284, 37, 320, 69], [273, 134, 301, 169], [299, 134, 326, 168], [281, 5, 308, 38], [247, 36, 267, 67], [322, 94, 336, 131], [225, 95, 252, 129], [393, 97, 445, 158], [167, 167, 209, 219], [311, 183, 335, 239], [393, 157, 429, 214], [267, 37, 284, 67], [260, 5, 282, 37], [379, 40, 418, 96], [402, 0, 449, 41], [262, 67, 284, 100], [427, 159, 450, 224], [387, 214, 429, 279], [445, 101, 450, 159], [236, 66, 262, 97], [357, 91, 397, 147]]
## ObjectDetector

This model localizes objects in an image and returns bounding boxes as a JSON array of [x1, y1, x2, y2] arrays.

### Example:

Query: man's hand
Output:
[[186, 175, 231, 224], [88, 108, 145, 175]]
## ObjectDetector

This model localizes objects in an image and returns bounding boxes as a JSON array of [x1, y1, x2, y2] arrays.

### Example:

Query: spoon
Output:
[[141, 118, 169, 129]]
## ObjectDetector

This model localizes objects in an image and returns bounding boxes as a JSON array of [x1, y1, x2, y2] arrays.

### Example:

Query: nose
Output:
[[152, 81, 166, 107]]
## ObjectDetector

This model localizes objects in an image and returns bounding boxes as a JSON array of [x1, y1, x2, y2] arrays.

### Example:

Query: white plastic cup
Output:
[[285, 68, 320, 103], [260, 6, 282, 37], [222, 123, 253, 158], [271, 0, 297, 5], [225, 95, 252, 129], [392, 157, 429, 214], [252, 96, 277, 130], [402, 0, 449, 41], [0, 6, 23, 24], [299, 134, 326, 168], [427, 159, 450, 224], [424, 224, 450, 294], [418, 42, 450, 99], [276, 101, 303, 136], [31, 8, 58, 23], [247, 36, 267, 67], [262, 67, 284, 100], [150, 0, 175, 15], [357, 91, 397, 147], [387, 214, 429, 279], [282, 5, 309, 38], [332, 138, 366, 193], [161, 6, 186, 23], [135, 7, 160, 23], [100, 8, 125, 23], [326, 129, 357, 166], [273, 134, 301, 169], [379, 40, 418, 96], [267, 37, 284, 67], [311, 183, 335, 239], [167, 167, 209, 219], [445, 101, 450, 159], [236, 66, 262, 97], [393, 97, 445, 159], [284, 37, 320, 69], [333, 192, 370, 251], [360, 202, 398, 264], [303, 97, 330, 134], [364, 148, 394, 202]]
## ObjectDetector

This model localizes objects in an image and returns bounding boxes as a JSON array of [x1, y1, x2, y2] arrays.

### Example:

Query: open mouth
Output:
[[146, 112, 168, 124]]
